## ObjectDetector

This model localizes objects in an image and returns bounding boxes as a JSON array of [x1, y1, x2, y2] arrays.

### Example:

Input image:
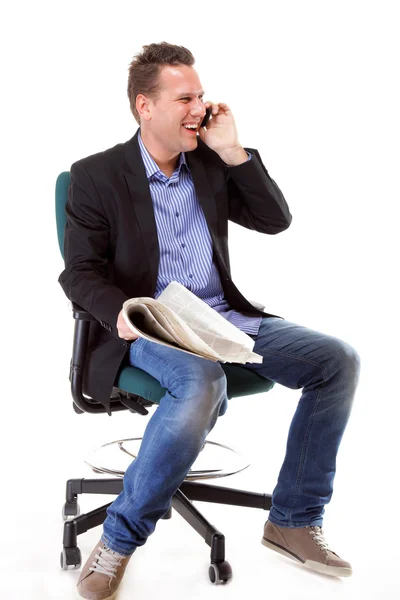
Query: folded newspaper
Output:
[[122, 281, 263, 364]]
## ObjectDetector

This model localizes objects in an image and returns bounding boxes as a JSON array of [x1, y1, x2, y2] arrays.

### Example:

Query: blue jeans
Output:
[[101, 317, 361, 555]]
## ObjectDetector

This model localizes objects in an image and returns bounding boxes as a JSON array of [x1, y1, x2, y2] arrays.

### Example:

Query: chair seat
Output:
[[115, 362, 275, 404]]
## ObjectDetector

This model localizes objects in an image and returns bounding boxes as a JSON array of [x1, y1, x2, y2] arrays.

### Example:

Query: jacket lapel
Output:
[[185, 149, 218, 237], [123, 131, 160, 295]]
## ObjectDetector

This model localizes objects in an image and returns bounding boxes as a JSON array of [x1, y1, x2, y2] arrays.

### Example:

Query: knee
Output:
[[327, 337, 361, 381], [164, 362, 227, 435], [172, 361, 227, 410], [173, 359, 223, 386], [183, 362, 227, 403]]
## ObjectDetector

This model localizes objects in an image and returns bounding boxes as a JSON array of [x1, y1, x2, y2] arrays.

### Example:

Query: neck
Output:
[[140, 128, 179, 176]]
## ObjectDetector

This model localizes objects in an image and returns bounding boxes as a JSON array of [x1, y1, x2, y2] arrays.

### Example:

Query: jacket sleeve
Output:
[[58, 162, 129, 339], [226, 148, 292, 234]]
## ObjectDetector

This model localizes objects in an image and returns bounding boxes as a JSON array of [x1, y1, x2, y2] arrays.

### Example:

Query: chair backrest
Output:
[[55, 171, 71, 259]]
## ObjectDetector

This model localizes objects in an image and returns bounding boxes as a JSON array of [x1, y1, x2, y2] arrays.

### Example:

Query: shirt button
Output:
[[175, 212, 179, 217]]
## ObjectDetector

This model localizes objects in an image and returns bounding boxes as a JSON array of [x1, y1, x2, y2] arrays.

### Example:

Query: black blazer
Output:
[[59, 129, 292, 413]]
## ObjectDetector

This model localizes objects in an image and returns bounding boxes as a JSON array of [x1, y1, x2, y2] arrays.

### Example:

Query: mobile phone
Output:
[[201, 107, 212, 128]]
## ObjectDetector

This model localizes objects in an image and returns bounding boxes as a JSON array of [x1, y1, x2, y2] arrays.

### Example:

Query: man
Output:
[[59, 42, 361, 599]]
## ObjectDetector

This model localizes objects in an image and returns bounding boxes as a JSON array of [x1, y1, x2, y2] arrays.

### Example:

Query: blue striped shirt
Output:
[[137, 130, 262, 336]]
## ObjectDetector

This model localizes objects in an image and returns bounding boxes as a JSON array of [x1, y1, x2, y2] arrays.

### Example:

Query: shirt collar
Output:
[[138, 129, 188, 180]]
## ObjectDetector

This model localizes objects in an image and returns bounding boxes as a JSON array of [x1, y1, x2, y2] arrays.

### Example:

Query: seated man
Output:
[[59, 42, 361, 599]]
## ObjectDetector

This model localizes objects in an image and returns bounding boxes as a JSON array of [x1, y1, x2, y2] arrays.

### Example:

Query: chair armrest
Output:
[[69, 318, 100, 414], [68, 304, 128, 416], [70, 301, 97, 321]]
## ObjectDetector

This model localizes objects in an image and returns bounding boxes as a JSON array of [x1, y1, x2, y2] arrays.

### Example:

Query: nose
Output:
[[190, 98, 206, 118]]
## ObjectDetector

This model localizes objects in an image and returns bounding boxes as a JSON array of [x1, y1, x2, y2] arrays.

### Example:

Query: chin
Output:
[[184, 135, 199, 149]]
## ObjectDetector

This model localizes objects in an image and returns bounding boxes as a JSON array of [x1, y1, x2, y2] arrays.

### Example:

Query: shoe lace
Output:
[[89, 545, 125, 579], [307, 526, 333, 553]]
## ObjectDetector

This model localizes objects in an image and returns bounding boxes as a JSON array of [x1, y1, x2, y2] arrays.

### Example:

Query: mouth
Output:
[[182, 123, 199, 136]]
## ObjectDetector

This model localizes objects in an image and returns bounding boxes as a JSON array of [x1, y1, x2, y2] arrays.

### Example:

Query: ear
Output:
[[136, 94, 152, 122]]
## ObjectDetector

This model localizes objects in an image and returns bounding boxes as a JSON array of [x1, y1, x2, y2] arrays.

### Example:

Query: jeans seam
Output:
[[287, 382, 324, 524]]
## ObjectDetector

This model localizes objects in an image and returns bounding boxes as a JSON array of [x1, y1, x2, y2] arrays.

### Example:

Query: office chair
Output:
[[56, 171, 275, 584]]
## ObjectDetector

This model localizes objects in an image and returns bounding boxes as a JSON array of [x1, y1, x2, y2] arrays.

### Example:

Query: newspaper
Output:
[[122, 281, 263, 364]]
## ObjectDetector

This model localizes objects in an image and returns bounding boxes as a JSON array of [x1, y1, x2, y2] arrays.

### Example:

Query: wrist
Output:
[[218, 145, 248, 166]]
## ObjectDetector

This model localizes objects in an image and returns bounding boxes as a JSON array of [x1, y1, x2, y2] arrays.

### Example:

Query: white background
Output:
[[1, 1, 399, 598]]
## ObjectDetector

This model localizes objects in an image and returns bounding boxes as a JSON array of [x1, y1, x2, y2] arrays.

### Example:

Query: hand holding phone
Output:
[[198, 102, 241, 158]]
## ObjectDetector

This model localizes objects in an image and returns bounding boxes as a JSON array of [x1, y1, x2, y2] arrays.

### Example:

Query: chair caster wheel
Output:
[[209, 560, 232, 584], [60, 547, 82, 570], [62, 502, 80, 521]]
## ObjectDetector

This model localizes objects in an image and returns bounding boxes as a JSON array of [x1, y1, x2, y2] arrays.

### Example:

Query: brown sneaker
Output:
[[77, 539, 132, 599], [261, 520, 352, 577]]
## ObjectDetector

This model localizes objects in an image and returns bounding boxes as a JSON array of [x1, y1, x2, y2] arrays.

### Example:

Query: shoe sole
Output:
[[261, 537, 352, 578], [77, 588, 118, 600]]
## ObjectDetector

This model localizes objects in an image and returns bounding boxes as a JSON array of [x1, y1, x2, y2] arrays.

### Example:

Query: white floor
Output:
[[3, 372, 399, 600]]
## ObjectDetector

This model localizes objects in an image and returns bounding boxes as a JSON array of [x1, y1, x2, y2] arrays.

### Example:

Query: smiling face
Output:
[[137, 64, 207, 167]]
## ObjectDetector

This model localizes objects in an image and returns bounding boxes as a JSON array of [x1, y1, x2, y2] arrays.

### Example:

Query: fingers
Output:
[[116, 309, 139, 340], [205, 101, 230, 116], [122, 332, 139, 341], [120, 332, 139, 341], [117, 325, 138, 340], [208, 102, 219, 116]]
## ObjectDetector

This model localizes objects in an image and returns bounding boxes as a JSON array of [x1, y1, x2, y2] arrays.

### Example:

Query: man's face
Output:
[[139, 65, 207, 155]]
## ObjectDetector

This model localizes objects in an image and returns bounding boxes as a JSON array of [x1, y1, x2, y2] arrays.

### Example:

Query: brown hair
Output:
[[127, 42, 195, 125]]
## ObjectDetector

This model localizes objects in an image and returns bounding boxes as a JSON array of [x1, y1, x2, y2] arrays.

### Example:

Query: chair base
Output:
[[61, 477, 272, 584]]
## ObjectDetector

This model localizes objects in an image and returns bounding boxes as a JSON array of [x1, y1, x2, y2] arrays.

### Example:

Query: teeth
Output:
[[183, 124, 197, 129]]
